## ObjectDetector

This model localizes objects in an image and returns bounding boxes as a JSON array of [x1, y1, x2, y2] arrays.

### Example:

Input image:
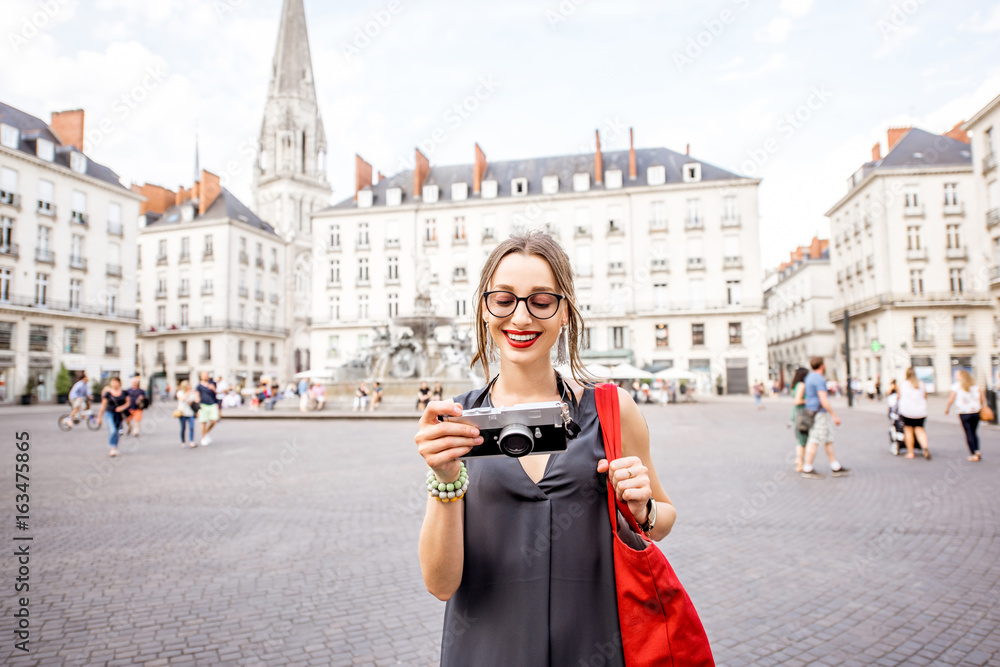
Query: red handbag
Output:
[[595, 383, 715, 667]]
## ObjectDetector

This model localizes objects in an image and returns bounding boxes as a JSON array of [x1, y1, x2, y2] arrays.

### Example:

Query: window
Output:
[[180, 304, 189, 327], [386, 187, 403, 206], [157, 275, 167, 296], [542, 175, 559, 195], [255, 242, 263, 264], [254, 341, 261, 362], [724, 235, 740, 261], [581, 327, 592, 350], [511, 178, 528, 195], [328, 335, 340, 358], [1, 167, 17, 203], [450, 216, 466, 242], [180, 237, 190, 260], [0, 267, 11, 301], [385, 220, 399, 245], [109, 201, 121, 229], [653, 283, 669, 310], [647, 165, 666, 186], [728, 322, 742, 345], [387, 256, 399, 280], [689, 279, 705, 309], [70, 152, 87, 174], [573, 173, 590, 192], [0, 124, 19, 149], [650, 201, 666, 229], [69, 278, 82, 310], [29, 325, 50, 352], [608, 206, 623, 233], [422, 184, 439, 203], [655, 324, 669, 347], [452, 182, 469, 201], [575, 244, 592, 276], [71, 190, 87, 222], [727, 280, 742, 305], [36, 138, 54, 161], [575, 208, 590, 235], [329, 296, 340, 320], [687, 237, 703, 265], [270, 247, 277, 267], [105, 288, 117, 315], [692, 323, 705, 346], [913, 317, 929, 342], [605, 170, 623, 189], [237, 303, 245, 324], [904, 185, 920, 209], [158, 239, 167, 260], [330, 224, 340, 248], [906, 225, 921, 250], [358, 294, 369, 320], [946, 224, 960, 249], [954, 316, 970, 341], [179, 341, 187, 361], [388, 293, 399, 317], [950, 268, 964, 294], [37, 179, 54, 212], [270, 342, 275, 361], [104, 331, 118, 355], [202, 302, 213, 327], [0, 322, 13, 350], [944, 183, 959, 206], [204, 234, 213, 256], [456, 299, 467, 317], [357, 222, 369, 247], [611, 326, 627, 349], [686, 199, 701, 226], [424, 218, 437, 243], [202, 339, 211, 361], [910, 269, 924, 295], [157, 306, 166, 328], [608, 243, 624, 272], [64, 327, 84, 354], [481, 180, 498, 199], [34, 273, 48, 306], [358, 257, 369, 281], [722, 195, 738, 222], [683, 163, 701, 182], [329, 259, 340, 284]]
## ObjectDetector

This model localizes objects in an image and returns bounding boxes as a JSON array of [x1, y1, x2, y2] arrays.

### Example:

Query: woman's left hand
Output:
[[597, 456, 652, 524]]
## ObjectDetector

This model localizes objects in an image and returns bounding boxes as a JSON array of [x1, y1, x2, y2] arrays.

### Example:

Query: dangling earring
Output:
[[556, 325, 569, 365]]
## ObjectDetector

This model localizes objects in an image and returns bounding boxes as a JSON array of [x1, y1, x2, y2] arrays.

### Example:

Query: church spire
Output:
[[268, 0, 318, 103]]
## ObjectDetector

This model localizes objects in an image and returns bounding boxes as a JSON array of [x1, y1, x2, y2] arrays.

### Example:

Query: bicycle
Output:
[[58, 407, 101, 431]]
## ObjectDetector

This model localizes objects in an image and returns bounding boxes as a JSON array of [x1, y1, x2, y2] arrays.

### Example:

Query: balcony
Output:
[[357, 240, 372, 251], [155, 289, 167, 300], [423, 237, 438, 247], [651, 258, 669, 272], [912, 335, 935, 348], [178, 252, 190, 264], [156, 254, 168, 265], [906, 248, 928, 261], [453, 269, 467, 282], [255, 257, 265, 269], [36, 201, 55, 217], [35, 248, 54, 264], [239, 251, 249, 265], [106, 263, 122, 277], [108, 221, 123, 237], [0, 243, 19, 259], [69, 255, 87, 271], [903, 203, 924, 217], [543, 225, 559, 239], [953, 334, 976, 347], [202, 249, 214, 260], [105, 346, 120, 356], [177, 285, 190, 298], [270, 262, 279, 273], [723, 256, 742, 269], [327, 279, 341, 288], [946, 246, 968, 260], [255, 289, 265, 301], [987, 208, 1000, 229], [385, 238, 400, 249], [176, 354, 188, 364], [269, 356, 278, 364], [607, 222, 624, 235], [687, 257, 705, 270], [685, 217, 703, 230], [199, 354, 211, 362], [355, 278, 370, 288], [269, 293, 278, 304], [201, 284, 214, 296], [0, 190, 20, 209], [649, 219, 667, 232], [984, 152, 997, 174], [721, 215, 740, 228], [238, 354, 247, 363], [943, 201, 964, 216], [608, 261, 625, 274], [328, 242, 341, 253], [155, 352, 165, 364], [238, 286, 248, 298], [452, 234, 467, 245], [70, 211, 88, 226], [574, 266, 593, 278], [574, 226, 591, 238]]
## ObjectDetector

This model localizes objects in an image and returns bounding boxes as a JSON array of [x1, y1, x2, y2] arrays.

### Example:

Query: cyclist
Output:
[[64, 372, 90, 429]]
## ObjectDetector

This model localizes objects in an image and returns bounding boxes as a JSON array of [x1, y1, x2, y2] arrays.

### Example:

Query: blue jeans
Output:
[[179, 416, 195, 443], [106, 415, 120, 448]]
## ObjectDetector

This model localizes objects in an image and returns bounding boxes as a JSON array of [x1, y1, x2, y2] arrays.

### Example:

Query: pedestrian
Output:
[[299, 379, 310, 412], [63, 371, 90, 429], [432, 381, 443, 402], [353, 382, 368, 411], [175, 380, 198, 448], [631, 379, 641, 402], [789, 367, 809, 472], [96, 376, 129, 457], [196, 371, 220, 446], [753, 381, 763, 410], [800, 357, 850, 479], [875, 374, 882, 400], [370, 381, 383, 411], [311, 381, 327, 410], [124, 375, 148, 437], [944, 370, 984, 462], [415, 232, 678, 665], [898, 367, 931, 460], [416, 380, 431, 411]]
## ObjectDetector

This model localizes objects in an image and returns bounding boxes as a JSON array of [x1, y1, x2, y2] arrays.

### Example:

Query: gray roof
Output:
[[146, 187, 277, 236], [874, 128, 971, 169], [330, 146, 747, 210], [0, 101, 127, 189]]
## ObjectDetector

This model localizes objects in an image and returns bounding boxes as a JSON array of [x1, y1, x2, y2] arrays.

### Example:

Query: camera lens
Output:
[[498, 424, 534, 457]]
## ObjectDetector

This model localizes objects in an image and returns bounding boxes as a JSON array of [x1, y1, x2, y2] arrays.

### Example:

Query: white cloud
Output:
[[716, 53, 787, 82], [780, 0, 813, 18], [959, 5, 1000, 33], [874, 24, 919, 59], [755, 17, 793, 44]]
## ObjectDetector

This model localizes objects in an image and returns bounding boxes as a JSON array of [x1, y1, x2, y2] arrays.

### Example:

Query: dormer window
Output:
[[605, 170, 623, 189], [511, 178, 528, 196], [386, 187, 402, 206], [70, 152, 87, 175], [682, 163, 701, 183], [422, 184, 439, 203], [0, 124, 18, 150], [572, 173, 590, 192], [36, 139, 54, 162], [647, 165, 666, 186], [481, 179, 498, 199], [451, 182, 468, 201], [357, 189, 373, 208], [181, 204, 195, 222], [542, 175, 559, 195]]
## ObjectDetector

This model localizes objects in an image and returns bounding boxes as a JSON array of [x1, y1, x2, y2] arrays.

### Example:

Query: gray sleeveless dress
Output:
[[440, 386, 625, 667]]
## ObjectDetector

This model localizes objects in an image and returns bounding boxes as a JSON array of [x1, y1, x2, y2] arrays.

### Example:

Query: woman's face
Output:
[[485, 253, 567, 369]]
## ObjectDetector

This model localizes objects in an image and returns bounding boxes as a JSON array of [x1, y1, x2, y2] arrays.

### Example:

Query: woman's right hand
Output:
[[416, 401, 482, 484]]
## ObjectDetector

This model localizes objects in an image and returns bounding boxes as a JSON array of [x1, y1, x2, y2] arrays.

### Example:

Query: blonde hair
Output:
[[957, 369, 974, 392], [905, 367, 920, 389], [471, 232, 591, 385], [178, 380, 190, 392]]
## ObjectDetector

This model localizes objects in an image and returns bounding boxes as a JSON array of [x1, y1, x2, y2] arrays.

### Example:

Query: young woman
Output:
[[431, 381, 443, 402], [175, 380, 198, 447], [789, 367, 809, 472], [897, 367, 931, 460], [415, 233, 675, 666], [96, 377, 130, 457], [944, 370, 984, 462]]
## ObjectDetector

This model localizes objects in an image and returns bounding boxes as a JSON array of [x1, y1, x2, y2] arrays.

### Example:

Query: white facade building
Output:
[[310, 139, 767, 393], [827, 126, 990, 393], [135, 173, 288, 392], [764, 238, 836, 386], [0, 103, 141, 402]]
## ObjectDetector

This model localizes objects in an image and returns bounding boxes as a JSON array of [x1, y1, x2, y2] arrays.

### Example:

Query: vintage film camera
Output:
[[444, 401, 577, 458]]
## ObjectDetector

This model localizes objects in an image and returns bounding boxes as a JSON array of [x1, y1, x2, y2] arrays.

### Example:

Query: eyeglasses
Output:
[[483, 291, 566, 320]]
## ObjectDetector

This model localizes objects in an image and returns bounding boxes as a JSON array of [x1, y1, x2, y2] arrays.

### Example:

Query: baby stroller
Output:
[[888, 397, 922, 456]]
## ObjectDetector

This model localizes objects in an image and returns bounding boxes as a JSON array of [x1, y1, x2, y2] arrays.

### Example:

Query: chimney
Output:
[[686, 143, 690, 156], [134, 183, 177, 216], [809, 236, 822, 259], [886, 126, 912, 153], [377, 171, 386, 183], [473, 143, 487, 194], [414, 148, 430, 198], [198, 170, 221, 216], [50, 109, 84, 152], [871, 142, 881, 162], [594, 130, 603, 185], [354, 154, 373, 200], [944, 121, 970, 144], [628, 128, 637, 180]]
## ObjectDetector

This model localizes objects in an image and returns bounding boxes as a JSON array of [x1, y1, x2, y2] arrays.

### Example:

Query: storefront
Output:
[[910, 356, 936, 394]]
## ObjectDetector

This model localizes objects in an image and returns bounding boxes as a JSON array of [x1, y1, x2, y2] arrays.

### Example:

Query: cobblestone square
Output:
[[2, 396, 999, 665]]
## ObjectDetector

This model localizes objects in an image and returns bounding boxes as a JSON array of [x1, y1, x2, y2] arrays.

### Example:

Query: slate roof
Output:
[[330, 146, 747, 210], [0, 101, 127, 189], [874, 128, 971, 169], [146, 187, 277, 236]]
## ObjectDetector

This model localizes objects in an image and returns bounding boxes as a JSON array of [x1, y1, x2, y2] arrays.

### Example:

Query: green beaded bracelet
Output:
[[427, 462, 469, 502]]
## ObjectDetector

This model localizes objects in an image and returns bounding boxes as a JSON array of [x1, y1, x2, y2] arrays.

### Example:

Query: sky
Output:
[[2, 0, 1000, 270]]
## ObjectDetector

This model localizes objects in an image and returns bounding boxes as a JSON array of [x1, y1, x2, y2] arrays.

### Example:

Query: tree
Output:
[[55, 364, 72, 397]]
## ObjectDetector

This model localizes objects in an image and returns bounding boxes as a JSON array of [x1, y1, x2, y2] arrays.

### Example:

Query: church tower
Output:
[[253, 0, 331, 375]]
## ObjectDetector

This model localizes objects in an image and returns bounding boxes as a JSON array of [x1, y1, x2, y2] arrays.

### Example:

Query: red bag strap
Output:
[[595, 383, 645, 536]]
